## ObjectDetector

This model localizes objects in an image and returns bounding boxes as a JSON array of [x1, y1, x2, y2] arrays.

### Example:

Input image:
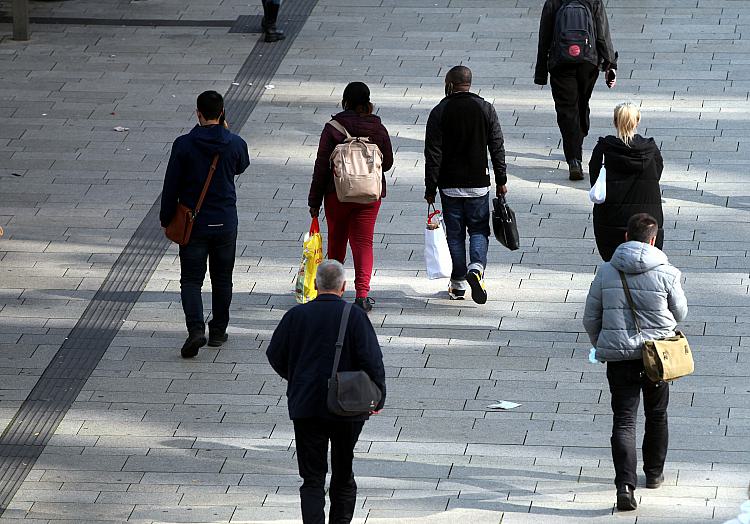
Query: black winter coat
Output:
[[424, 91, 506, 198], [266, 294, 386, 421], [589, 135, 664, 261]]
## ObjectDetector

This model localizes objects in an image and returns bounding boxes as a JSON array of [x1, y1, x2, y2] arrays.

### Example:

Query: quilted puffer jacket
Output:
[[583, 241, 688, 361]]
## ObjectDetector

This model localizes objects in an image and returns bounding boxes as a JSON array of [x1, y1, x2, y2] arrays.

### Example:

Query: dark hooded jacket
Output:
[[589, 134, 664, 261], [160, 124, 250, 234], [308, 110, 393, 208], [534, 0, 618, 85]]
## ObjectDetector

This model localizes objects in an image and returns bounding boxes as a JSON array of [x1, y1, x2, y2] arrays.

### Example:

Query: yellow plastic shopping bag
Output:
[[295, 217, 324, 304]]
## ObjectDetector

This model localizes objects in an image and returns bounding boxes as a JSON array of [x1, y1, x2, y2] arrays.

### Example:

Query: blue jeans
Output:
[[440, 192, 490, 284], [179, 229, 237, 334]]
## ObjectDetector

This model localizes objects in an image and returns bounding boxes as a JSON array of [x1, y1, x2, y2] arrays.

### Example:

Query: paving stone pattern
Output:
[[1, 0, 749, 523]]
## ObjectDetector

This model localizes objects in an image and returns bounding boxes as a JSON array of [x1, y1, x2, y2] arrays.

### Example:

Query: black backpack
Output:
[[551, 0, 597, 68]]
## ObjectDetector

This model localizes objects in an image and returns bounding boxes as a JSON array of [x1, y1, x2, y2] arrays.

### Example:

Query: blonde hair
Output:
[[613, 102, 640, 146]]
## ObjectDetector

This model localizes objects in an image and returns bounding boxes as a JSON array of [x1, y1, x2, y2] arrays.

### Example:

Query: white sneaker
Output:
[[448, 284, 466, 300]]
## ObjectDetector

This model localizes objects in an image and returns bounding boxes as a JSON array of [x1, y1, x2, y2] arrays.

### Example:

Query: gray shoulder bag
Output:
[[326, 302, 383, 416]]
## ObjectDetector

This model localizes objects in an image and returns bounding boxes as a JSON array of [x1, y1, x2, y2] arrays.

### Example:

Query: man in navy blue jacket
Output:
[[160, 91, 250, 358], [267, 260, 386, 524]]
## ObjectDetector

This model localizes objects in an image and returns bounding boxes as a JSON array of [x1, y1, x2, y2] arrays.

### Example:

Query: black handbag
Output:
[[326, 303, 382, 417], [492, 195, 520, 250]]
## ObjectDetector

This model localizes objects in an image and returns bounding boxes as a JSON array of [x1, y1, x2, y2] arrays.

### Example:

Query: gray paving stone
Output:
[[1, 0, 749, 522]]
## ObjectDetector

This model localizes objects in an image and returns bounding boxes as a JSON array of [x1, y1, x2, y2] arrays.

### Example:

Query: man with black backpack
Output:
[[534, 0, 618, 181]]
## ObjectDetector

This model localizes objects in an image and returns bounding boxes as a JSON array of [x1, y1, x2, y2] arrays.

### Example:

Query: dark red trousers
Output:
[[324, 193, 381, 299]]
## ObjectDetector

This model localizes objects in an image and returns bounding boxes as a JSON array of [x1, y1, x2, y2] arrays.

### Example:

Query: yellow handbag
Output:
[[619, 271, 694, 382]]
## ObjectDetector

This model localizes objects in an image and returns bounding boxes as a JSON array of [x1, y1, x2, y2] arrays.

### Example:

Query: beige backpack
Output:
[[328, 120, 383, 204]]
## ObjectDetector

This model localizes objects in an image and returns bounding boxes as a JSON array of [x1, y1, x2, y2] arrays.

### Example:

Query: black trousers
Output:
[[606, 359, 669, 489], [550, 63, 599, 162], [178, 229, 237, 333], [293, 418, 365, 524]]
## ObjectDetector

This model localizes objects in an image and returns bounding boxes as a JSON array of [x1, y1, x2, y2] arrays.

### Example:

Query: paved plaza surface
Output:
[[1, 0, 749, 522]]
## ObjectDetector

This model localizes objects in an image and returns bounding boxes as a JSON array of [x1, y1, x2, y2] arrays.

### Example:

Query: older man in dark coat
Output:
[[267, 260, 386, 524]]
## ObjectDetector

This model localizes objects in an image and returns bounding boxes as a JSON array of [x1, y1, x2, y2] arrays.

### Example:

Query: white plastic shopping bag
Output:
[[424, 207, 452, 279], [589, 165, 606, 204]]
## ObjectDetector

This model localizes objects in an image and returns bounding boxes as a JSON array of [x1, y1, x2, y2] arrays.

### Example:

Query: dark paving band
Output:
[[0, 16, 243, 27], [0, 0, 318, 514]]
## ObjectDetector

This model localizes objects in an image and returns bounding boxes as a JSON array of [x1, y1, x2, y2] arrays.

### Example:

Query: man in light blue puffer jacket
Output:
[[583, 213, 688, 512]]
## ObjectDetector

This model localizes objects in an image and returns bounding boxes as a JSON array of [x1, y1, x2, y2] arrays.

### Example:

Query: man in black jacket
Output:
[[266, 260, 386, 524], [534, 0, 617, 180], [424, 65, 507, 305], [160, 91, 250, 358]]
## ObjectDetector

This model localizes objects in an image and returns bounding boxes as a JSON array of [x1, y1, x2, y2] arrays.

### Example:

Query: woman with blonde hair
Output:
[[589, 102, 664, 261]]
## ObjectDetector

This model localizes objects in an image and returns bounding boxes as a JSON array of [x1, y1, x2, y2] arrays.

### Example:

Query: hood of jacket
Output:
[[599, 135, 658, 172], [188, 124, 235, 156], [610, 241, 669, 275], [331, 110, 385, 137]]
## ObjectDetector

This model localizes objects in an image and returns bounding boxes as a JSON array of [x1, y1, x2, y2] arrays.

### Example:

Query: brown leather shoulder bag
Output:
[[165, 154, 219, 246]]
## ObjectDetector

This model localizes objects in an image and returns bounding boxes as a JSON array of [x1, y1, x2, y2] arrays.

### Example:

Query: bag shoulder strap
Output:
[[327, 120, 352, 140], [618, 270, 642, 334], [330, 302, 353, 378], [194, 154, 220, 217]]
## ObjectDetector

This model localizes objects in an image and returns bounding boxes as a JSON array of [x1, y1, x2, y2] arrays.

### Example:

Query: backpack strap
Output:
[[327, 119, 353, 140]]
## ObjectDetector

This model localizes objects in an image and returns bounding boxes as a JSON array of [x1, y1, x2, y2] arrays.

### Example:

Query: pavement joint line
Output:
[[0, 0, 319, 512]]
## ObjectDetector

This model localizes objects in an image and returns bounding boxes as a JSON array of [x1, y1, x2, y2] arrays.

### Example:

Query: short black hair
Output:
[[446, 65, 472, 86], [627, 213, 658, 243], [197, 90, 224, 120]]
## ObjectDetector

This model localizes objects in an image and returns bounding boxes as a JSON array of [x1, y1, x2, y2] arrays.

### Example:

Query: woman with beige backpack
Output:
[[308, 82, 394, 312]]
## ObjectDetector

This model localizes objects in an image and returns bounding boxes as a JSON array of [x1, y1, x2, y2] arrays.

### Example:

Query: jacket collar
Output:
[[314, 293, 344, 301], [447, 91, 482, 100]]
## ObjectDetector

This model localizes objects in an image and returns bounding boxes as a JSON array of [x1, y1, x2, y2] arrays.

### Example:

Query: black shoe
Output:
[[207, 330, 228, 347], [354, 297, 374, 313], [568, 159, 584, 181], [645, 473, 664, 489], [181, 330, 206, 359], [616, 484, 637, 511], [466, 269, 487, 305], [264, 25, 286, 42]]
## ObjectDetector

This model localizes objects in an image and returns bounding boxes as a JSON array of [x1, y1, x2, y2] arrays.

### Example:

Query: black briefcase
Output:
[[492, 195, 520, 251], [326, 303, 382, 417]]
